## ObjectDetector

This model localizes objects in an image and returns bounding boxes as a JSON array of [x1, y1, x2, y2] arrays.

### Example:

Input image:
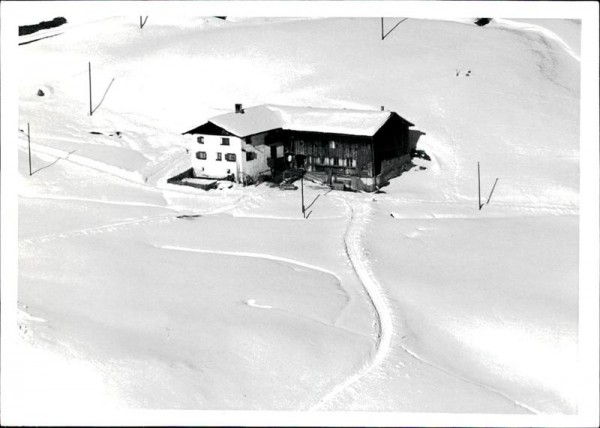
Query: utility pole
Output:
[[478, 161, 482, 210], [381, 17, 408, 41], [27, 122, 32, 176], [88, 62, 93, 116], [301, 169, 305, 218]]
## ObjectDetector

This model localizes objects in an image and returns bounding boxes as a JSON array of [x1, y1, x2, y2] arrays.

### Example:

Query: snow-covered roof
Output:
[[194, 104, 412, 138], [209, 105, 284, 138]]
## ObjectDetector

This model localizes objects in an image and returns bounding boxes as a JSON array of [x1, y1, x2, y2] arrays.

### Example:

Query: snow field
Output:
[[362, 209, 578, 413], [18, 187, 380, 410]]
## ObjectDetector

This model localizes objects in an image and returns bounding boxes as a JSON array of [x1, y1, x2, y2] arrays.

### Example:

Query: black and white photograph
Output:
[[1, 1, 598, 426]]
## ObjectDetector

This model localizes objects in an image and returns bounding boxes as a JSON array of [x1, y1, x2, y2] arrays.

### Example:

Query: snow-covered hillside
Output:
[[5, 9, 588, 424]]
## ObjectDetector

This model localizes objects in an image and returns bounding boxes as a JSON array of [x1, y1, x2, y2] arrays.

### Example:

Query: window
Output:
[[346, 158, 353, 167], [225, 153, 237, 162], [197, 136, 204, 144], [246, 151, 256, 161], [333, 157, 339, 166], [329, 140, 336, 149], [216, 152, 222, 161], [196, 151, 207, 160], [221, 138, 230, 146]]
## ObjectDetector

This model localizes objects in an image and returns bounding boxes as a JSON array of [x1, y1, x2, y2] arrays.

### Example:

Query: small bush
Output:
[[474, 18, 492, 27]]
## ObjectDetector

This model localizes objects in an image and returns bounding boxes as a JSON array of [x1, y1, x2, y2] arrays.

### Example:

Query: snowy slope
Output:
[[18, 17, 580, 205], [11, 13, 582, 420]]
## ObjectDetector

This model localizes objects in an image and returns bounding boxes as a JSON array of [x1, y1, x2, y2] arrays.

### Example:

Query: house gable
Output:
[[183, 121, 236, 137], [372, 112, 412, 175]]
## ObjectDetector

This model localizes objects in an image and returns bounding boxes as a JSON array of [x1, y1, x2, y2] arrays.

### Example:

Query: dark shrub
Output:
[[474, 18, 492, 27], [19, 17, 67, 36]]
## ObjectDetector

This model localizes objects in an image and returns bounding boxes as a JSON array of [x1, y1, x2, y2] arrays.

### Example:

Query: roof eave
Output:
[[282, 127, 376, 138], [242, 127, 284, 139]]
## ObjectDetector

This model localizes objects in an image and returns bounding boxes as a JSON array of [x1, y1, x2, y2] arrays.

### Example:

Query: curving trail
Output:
[[309, 195, 539, 413], [308, 197, 394, 410], [156, 244, 344, 283]]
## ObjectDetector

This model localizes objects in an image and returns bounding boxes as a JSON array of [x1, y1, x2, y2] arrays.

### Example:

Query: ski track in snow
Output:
[[309, 195, 539, 413], [308, 197, 392, 410], [19, 196, 247, 245], [398, 343, 539, 414], [20, 140, 145, 184], [157, 244, 343, 284], [18, 193, 177, 211], [20, 214, 175, 245]]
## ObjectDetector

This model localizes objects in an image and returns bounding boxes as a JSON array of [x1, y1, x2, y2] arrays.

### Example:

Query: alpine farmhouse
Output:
[[182, 104, 414, 192]]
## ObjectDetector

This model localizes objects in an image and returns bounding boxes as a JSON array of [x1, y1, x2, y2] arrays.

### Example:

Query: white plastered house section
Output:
[[188, 133, 270, 183]]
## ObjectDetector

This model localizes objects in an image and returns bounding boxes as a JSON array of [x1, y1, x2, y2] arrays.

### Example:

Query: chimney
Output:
[[381, 106, 385, 111], [235, 103, 244, 114]]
